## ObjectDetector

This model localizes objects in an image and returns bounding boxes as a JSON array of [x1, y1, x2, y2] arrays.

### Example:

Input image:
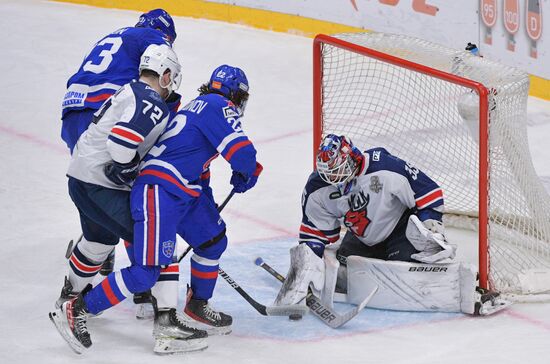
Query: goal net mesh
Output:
[[317, 32, 550, 296]]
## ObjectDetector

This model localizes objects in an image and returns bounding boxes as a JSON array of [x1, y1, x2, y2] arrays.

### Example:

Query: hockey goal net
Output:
[[313, 32, 550, 298]]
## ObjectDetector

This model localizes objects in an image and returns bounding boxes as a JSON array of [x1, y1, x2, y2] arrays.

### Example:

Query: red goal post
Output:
[[312, 32, 550, 298]]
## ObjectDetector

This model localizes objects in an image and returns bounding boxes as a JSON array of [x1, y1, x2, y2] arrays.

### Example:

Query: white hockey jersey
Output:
[[67, 80, 170, 190], [300, 148, 444, 247]]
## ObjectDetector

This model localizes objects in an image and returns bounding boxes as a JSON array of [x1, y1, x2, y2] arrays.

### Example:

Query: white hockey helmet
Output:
[[139, 44, 182, 94], [316, 134, 362, 185]]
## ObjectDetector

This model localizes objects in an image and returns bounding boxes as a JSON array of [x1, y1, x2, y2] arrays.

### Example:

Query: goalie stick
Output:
[[254, 257, 377, 328], [218, 266, 308, 317]]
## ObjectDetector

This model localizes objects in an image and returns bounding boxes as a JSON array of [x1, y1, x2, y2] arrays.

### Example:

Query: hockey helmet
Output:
[[209, 64, 249, 114], [139, 44, 182, 94], [136, 9, 177, 44], [316, 134, 362, 185]]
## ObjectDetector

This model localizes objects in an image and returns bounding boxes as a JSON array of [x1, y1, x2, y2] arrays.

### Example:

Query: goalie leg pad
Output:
[[346, 256, 464, 312], [274, 244, 324, 306]]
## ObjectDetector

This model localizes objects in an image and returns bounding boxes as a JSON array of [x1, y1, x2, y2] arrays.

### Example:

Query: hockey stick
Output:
[[218, 267, 308, 317], [177, 189, 236, 263], [254, 257, 377, 328]]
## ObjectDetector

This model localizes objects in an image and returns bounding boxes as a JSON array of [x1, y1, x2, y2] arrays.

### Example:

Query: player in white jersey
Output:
[[50, 45, 208, 355], [274, 134, 510, 317]]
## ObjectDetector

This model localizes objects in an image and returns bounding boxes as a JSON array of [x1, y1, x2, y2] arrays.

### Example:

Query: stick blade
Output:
[[325, 285, 378, 329]]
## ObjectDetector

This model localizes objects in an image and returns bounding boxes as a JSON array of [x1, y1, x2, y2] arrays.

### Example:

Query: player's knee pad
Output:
[[194, 229, 228, 260], [120, 265, 161, 294]]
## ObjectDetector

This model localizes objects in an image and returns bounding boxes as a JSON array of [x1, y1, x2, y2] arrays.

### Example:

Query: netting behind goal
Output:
[[313, 32, 550, 297]]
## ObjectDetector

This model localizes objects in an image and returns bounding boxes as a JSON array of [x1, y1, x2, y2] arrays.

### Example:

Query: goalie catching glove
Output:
[[406, 215, 456, 264]]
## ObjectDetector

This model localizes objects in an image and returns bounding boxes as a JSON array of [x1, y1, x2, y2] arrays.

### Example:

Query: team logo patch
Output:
[[369, 176, 383, 193], [344, 190, 371, 236], [161, 240, 175, 258]]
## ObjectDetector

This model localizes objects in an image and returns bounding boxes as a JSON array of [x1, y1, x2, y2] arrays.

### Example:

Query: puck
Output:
[[289, 314, 303, 321]]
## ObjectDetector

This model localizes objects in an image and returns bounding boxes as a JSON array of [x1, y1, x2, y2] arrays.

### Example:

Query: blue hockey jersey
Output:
[[62, 27, 169, 117], [136, 93, 258, 199]]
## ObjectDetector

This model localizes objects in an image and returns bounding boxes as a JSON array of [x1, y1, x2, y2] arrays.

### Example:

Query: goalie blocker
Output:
[[275, 240, 511, 317]]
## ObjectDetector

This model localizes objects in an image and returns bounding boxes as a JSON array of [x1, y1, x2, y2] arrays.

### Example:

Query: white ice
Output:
[[1, 1, 550, 363]]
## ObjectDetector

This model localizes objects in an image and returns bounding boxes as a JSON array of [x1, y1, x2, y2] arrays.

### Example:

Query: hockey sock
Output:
[[153, 263, 180, 309], [124, 240, 135, 265], [190, 254, 219, 300], [69, 243, 104, 292]]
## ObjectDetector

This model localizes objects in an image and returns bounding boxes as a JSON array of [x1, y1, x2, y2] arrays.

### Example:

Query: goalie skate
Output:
[[153, 308, 208, 355], [474, 288, 512, 316]]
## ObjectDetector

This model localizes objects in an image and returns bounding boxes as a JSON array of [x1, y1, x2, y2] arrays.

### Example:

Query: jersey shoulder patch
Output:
[[364, 147, 404, 174]]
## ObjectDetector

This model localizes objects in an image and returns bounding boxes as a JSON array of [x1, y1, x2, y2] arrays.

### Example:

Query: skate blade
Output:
[[178, 312, 232, 335], [153, 337, 208, 355], [48, 311, 87, 354], [478, 299, 513, 316]]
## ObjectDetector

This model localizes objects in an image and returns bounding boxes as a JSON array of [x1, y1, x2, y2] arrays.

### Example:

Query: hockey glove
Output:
[[230, 162, 263, 193], [406, 215, 456, 264], [104, 154, 140, 187]]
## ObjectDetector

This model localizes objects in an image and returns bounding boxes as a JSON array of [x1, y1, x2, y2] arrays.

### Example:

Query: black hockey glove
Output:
[[104, 154, 140, 187]]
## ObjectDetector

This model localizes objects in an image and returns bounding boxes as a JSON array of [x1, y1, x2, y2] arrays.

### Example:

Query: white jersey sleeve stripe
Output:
[[216, 131, 246, 154]]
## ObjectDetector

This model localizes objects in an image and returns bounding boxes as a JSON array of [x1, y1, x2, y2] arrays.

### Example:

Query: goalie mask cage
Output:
[[313, 32, 550, 299]]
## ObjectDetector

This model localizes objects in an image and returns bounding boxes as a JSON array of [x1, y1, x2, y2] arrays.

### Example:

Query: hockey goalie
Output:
[[274, 134, 510, 317]]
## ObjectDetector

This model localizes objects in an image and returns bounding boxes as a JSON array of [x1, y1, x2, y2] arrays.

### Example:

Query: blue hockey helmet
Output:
[[316, 134, 363, 185], [136, 9, 177, 44], [209, 65, 250, 114]]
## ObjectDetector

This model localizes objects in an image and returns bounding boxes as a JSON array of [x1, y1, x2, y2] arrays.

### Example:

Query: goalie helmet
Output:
[[316, 134, 362, 185], [136, 9, 177, 44], [208, 65, 250, 115], [139, 44, 182, 94]]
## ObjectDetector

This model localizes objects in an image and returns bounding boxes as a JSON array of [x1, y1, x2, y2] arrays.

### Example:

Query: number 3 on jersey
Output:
[[83, 37, 123, 74]]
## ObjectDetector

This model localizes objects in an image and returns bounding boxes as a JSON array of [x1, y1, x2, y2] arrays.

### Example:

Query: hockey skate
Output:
[[153, 308, 208, 355], [134, 290, 155, 320], [55, 276, 78, 309], [474, 287, 512, 316], [181, 288, 232, 335], [49, 294, 91, 354], [99, 250, 115, 276]]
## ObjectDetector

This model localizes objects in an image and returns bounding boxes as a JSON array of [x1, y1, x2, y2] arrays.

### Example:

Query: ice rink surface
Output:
[[1, 1, 550, 363]]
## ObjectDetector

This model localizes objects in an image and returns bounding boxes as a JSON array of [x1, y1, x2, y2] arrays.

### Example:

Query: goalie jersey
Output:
[[300, 148, 444, 248], [136, 93, 258, 200], [67, 81, 170, 190], [62, 27, 169, 117]]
